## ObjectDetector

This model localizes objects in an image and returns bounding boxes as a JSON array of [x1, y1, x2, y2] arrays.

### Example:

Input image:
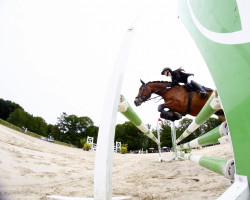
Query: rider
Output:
[[161, 67, 207, 97]]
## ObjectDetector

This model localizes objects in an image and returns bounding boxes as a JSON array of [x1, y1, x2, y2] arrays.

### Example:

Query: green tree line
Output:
[[0, 98, 222, 150], [0, 98, 98, 147]]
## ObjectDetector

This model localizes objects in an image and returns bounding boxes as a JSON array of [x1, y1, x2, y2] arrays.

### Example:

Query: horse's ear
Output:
[[140, 79, 145, 85]]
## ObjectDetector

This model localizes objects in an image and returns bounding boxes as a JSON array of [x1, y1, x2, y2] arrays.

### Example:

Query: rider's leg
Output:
[[191, 80, 207, 94], [187, 77, 207, 97]]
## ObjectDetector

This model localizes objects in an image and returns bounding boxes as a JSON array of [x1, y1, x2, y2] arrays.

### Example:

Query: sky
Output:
[[0, 0, 216, 129]]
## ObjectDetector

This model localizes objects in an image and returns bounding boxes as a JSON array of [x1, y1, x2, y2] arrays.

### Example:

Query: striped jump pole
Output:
[[163, 121, 178, 162], [178, 152, 235, 180], [176, 91, 221, 144], [118, 95, 160, 145], [156, 119, 162, 161], [118, 95, 162, 161], [171, 121, 178, 160], [177, 121, 229, 151]]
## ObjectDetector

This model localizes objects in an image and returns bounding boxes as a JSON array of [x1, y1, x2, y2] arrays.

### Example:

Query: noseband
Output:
[[136, 84, 151, 103]]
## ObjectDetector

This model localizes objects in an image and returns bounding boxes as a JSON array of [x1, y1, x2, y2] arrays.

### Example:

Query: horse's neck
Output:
[[147, 82, 170, 96]]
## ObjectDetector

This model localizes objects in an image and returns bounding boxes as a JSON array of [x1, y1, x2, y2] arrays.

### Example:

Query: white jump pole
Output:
[[163, 121, 177, 162], [157, 119, 162, 162]]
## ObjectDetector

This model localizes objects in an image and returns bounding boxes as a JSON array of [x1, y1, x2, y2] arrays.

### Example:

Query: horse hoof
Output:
[[160, 112, 167, 119], [173, 112, 182, 120], [160, 111, 172, 120]]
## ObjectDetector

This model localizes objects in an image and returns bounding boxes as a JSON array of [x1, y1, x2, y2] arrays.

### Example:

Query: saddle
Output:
[[179, 84, 213, 116]]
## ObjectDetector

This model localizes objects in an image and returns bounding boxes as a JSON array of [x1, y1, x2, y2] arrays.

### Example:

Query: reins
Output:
[[137, 83, 169, 103], [147, 87, 168, 102]]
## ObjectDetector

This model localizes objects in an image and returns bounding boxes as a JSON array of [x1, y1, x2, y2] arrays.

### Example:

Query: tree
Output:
[[0, 98, 22, 120], [115, 121, 149, 151], [158, 120, 172, 148], [50, 125, 61, 141], [175, 118, 194, 144], [7, 108, 29, 128], [77, 116, 94, 137], [146, 129, 158, 150], [200, 117, 222, 135], [85, 125, 99, 143], [7, 108, 48, 135], [57, 112, 69, 134], [56, 112, 94, 147], [47, 124, 53, 135], [33, 117, 47, 136]]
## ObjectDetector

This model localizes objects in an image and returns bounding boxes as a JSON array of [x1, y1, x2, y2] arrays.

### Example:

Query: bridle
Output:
[[136, 84, 151, 103], [136, 83, 168, 104]]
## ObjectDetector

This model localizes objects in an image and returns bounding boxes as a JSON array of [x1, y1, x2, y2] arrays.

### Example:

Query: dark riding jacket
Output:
[[169, 70, 194, 87]]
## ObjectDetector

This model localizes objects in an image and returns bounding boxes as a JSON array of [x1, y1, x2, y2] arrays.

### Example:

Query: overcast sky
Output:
[[0, 0, 216, 128]]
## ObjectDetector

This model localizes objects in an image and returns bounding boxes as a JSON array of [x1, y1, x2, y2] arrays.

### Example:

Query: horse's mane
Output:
[[146, 81, 171, 85]]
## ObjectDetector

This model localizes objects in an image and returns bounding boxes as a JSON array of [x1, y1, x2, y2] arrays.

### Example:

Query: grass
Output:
[[0, 118, 76, 148]]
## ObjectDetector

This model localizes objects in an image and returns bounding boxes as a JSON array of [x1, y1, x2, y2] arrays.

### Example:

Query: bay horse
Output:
[[134, 80, 224, 121]]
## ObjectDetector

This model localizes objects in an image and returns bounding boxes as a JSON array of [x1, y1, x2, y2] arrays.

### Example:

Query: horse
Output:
[[134, 80, 224, 121]]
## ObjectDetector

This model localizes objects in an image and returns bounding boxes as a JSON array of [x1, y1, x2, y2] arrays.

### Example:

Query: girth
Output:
[[180, 91, 194, 116]]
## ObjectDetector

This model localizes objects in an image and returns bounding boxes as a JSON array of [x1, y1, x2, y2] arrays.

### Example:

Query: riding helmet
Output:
[[161, 67, 172, 75]]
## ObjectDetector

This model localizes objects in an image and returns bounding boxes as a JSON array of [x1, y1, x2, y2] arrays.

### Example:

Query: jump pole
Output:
[[118, 95, 162, 161], [47, 27, 134, 200], [178, 152, 235, 180], [118, 95, 160, 146], [163, 121, 178, 162], [177, 121, 229, 151], [156, 119, 162, 161]]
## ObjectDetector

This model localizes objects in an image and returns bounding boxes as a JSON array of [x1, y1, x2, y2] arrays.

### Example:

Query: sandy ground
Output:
[[0, 124, 234, 200]]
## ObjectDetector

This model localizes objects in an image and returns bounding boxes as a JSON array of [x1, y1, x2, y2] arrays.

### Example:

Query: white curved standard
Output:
[[47, 27, 134, 200]]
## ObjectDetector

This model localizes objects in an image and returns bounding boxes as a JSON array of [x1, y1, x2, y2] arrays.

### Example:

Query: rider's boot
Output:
[[191, 80, 207, 98]]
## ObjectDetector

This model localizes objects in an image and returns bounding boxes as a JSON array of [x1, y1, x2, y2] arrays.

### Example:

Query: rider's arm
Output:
[[169, 71, 181, 87]]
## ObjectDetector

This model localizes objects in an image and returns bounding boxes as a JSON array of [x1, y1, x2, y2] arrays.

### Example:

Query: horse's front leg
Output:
[[158, 103, 182, 121]]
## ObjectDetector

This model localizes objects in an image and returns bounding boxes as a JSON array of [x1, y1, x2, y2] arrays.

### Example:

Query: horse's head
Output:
[[134, 80, 152, 106]]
